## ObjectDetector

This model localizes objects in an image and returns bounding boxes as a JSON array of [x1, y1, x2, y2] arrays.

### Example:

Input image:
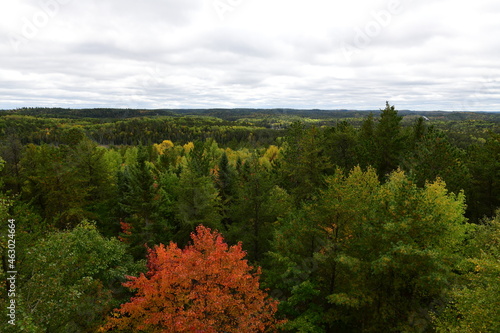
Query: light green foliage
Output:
[[434, 212, 500, 332], [270, 167, 469, 332], [102, 148, 123, 177], [0, 222, 140, 333]]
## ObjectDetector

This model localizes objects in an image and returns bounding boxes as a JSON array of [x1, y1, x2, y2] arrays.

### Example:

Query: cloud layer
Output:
[[1, 0, 499, 111]]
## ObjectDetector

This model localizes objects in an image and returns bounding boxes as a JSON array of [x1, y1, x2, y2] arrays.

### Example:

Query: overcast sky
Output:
[[1, 0, 500, 111]]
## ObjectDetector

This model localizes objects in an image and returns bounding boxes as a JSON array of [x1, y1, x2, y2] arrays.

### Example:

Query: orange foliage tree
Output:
[[101, 225, 280, 332]]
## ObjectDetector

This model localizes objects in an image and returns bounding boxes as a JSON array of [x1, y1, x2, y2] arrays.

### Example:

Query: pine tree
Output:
[[375, 102, 404, 178]]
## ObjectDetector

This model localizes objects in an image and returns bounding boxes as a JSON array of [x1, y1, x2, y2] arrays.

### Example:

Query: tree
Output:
[[20, 144, 89, 228], [175, 142, 222, 243], [269, 167, 469, 332], [67, 138, 117, 228], [374, 102, 404, 178], [434, 211, 500, 332], [216, 151, 235, 227], [229, 155, 292, 263], [0, 134, 24, 193], [402, 128, 470, 195], [118, 145, 174, 258], [322, 121, 359, 172], [0, 222, 139, 332], [280, 123, 331, 203], [466, 133, 500, 221], [357, 112, 378, 170], [102, 225, 281, 332]]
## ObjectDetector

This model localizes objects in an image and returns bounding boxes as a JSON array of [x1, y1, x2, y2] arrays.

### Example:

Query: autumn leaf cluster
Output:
[[101, 225, 280, 332]]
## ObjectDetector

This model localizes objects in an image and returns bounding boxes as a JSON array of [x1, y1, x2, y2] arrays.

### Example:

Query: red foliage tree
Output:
[[101, 225, 280, 332]]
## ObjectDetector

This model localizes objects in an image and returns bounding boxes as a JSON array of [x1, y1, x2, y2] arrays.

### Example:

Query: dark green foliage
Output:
[[280, 123, 331, 203], [374, 102, 405, 178], [228, 155, 291, 263], [466, 133, 500, 220], [323, 121, 359, 172], [117, 146, 174, 258], [0, 135, 24, 194], [20, 144, 90, 228], [402, 128, 471, 195]]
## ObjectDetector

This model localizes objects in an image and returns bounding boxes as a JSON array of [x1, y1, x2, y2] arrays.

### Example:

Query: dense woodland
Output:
[[0, 103, 499, 332]]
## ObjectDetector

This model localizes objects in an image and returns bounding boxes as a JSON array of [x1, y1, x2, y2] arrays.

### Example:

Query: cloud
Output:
[[0, 0, 499, 110]]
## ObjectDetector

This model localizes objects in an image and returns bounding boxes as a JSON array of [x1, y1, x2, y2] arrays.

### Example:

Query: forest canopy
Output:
[[0, 104, 499, 332]]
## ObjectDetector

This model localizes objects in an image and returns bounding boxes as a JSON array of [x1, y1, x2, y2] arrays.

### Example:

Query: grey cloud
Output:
[[1, 0, 499, 110]]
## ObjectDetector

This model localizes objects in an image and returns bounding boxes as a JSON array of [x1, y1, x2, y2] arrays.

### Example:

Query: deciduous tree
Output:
[[102, 225, 280, 332]]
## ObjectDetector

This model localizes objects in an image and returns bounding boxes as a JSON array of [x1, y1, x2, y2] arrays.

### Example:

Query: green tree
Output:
[[229, 155, 292, 263], [67, 138, 117, 229], [466, 133, 500, 221], [357, 112, 378, 170], [270, 167, 469, 332], [20, 144, 89, 228], [323, 121, 359, 172], [374, 102, 404, 178], [0, 135, 24, 194], [0, 222, 140, 333], [267, 208, 327, 332], [118, 146, 173, 258], [175, 142, 221, 243], [216, 151, 235, 227], [280, 123, 331, 203], [434, 211, 500, 332], [403, 129, 471, 195]]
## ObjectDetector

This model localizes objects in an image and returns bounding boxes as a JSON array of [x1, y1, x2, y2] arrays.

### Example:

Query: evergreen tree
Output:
[[175, 142, 221, 244], [216, 151, 235, 228], [280, 123, 331, 203], [357, 112, 378, 169], [402, 128, 470, 195], [20, 144, 89, 228], [466, 133, 500, 221], [375, 102, 404, 178], [229, 155, 291, 263], [118, 146, 173, 258], [323, 121, 359, 172]]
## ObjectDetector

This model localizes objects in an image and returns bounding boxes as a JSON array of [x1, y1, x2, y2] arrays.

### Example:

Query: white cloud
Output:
[[0, 0, 499, 110]]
